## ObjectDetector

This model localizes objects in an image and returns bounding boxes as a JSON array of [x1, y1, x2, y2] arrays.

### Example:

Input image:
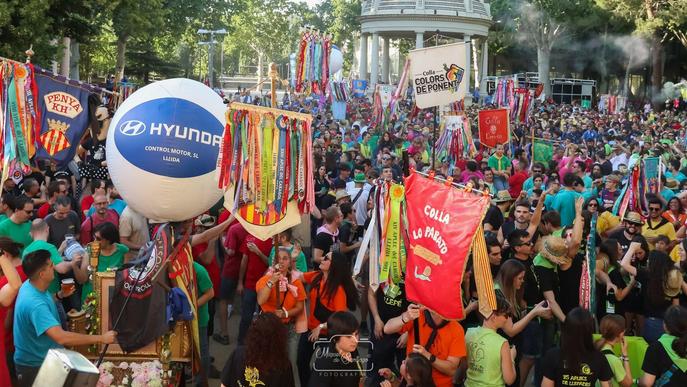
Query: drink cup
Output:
[[61, 278, 75, 294]]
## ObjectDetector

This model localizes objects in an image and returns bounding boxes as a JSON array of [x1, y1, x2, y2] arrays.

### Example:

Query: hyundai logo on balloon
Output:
[[118, 120, 147, 136], [106, 78, 225, 222], [112, 97, 223, 178]]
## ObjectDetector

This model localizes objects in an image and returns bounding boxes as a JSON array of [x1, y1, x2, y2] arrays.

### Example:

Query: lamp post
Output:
[[197, 28, 227, 88]]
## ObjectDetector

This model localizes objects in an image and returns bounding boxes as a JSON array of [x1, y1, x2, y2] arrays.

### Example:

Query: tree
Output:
[[110, 0, 166, 80], [0, 0, 57, 65], [597, 0, 687, 100], [226, 0, 297, 87], [515, 0, 596, 97]]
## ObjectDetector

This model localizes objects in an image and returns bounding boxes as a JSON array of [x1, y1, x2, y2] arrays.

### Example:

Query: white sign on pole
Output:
[[408, 42, 468, 109]]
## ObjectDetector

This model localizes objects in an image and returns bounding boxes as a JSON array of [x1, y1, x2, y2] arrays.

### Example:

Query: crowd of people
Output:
[[0, 87, 686, 387]]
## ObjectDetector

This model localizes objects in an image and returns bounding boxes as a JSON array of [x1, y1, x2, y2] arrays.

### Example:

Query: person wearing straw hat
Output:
[[608, 211, 644, 255], [531, 197, 584, 385]]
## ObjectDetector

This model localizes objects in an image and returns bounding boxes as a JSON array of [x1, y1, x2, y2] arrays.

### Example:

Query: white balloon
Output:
[[106, 78, 225, 222], [329, 45, 344, 75]]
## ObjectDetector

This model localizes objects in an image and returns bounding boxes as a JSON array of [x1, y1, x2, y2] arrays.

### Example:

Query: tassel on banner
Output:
[[472, 225, 497, 317]]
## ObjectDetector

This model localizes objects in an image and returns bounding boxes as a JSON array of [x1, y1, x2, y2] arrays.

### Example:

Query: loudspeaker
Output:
[[33, 348, 100, 387]]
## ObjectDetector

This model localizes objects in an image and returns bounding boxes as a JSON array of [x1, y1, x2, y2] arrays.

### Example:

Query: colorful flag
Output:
[[404, 172, 491, 319], [34, 73, 91, 166], [478, 109, 510, 148], [533, 139, 553, 164]]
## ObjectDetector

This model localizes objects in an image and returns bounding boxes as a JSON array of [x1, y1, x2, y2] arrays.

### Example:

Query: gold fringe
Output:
[[472, 225, 497, 317]]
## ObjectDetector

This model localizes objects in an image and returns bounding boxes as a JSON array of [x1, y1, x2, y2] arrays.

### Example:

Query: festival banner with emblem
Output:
[[34, 73, 91, 165], [217, 103, 315, 240], [478, 109, 510, 148], [351, 79, 368, 98], [404, 172, 491, 319], [408, 42, 468, 109]]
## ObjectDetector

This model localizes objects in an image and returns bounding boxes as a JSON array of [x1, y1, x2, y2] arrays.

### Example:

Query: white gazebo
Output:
[[359, 0, 493, 90]]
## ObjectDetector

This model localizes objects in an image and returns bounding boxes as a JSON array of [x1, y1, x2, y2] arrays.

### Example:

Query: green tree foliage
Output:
[[0, 0, 58, 64]]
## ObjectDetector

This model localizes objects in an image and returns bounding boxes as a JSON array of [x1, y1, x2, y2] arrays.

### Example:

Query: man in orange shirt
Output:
[[384, 303, 466, 387]]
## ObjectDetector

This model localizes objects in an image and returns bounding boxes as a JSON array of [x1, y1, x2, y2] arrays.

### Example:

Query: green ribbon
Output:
[[381, 184, 404, 285], [658, 334, 687, 372], [8, 75, 28, 165]]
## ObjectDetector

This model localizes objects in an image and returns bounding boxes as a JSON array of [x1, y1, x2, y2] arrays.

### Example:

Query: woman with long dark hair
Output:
[[620, 243, 681, 343], [296, 252, 358, 386], [315, 165, 332, 209], [220, 313, 294, 387], [595, 239, 630, 320], [541, 307, 612, 387], [663, 197, 686, 229], [641, 305, 687, 386], [494, 260, 551, 386], [309, 311, 364, 387], [619, 236, 650, 336]]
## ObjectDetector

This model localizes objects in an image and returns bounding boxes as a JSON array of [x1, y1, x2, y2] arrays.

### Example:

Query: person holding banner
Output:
[[384, 304, 466, 387]]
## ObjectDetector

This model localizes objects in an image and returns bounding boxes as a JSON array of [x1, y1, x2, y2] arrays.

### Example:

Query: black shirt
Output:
[[642, 340, 687, 386], [375, 283, 408, 323], [558, 254, 583, 315], [221, 346, 295, 387], [338, 220, 357, 265], [607, 229, 633, 255], [483, 205, 504, 232], [541, 347, 613, 386], [313, 230, 340, 255], [637, 268, 677, 318]]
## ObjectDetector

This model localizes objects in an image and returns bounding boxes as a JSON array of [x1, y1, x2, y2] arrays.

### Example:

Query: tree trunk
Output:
[[69, 41, 80, 81], [623, 50, 633, 98], [115, 37, 127, 81], [60, 37, 71, 77], [650, 35, 663, 106], [537, 47, 552, 98], [256, 53, 263, 93]]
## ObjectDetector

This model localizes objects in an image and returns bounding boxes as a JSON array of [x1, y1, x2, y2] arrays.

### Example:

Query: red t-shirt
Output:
[[81, 195, 94, 214], [80, 210, 120, 245], [239, 235, 272, 291], [0, 265, 27, 352], [222, 222, 247, 279], [37, 202, 52, 219], [192, 242, 221, 297], [508, 170, 529, 198]]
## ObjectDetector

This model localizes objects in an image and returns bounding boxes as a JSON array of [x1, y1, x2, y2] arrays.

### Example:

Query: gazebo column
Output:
[[415, 31, 424, 49], [381, 37, 390, 84], [464, 34, 472, 92], [370, 32, 380, 87], [480, 38, 489, 96], [359, 33, 368, 81]]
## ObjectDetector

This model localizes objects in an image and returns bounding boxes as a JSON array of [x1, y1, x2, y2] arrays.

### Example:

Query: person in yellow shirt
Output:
[[642, 198, 676, 250]]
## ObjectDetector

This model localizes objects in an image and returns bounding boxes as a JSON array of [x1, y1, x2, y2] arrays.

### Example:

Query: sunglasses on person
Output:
[[649, 206, 662, 212], [588, 203, 598, 208]]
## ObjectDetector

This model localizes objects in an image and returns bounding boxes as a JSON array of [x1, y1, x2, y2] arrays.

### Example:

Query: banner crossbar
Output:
[[413, 170, 493, 198]]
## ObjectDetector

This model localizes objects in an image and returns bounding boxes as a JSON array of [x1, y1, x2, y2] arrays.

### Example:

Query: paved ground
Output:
[[208, 304, 239, 387]]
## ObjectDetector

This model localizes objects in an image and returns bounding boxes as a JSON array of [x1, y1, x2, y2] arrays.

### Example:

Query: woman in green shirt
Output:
[[595, 314, 633, 387], [465, 294, 517, 387], [73, 221, 130, 304]]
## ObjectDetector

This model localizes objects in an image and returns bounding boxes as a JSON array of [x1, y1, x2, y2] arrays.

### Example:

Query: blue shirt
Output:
[[13, 281, 62, 366], [86, 199, 127, 217], [551, 189, 583, 227]]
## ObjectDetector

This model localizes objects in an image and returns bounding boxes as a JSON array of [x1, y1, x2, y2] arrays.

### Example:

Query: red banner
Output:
[[478, 109, 510, 148], [404, 173, 490, 320]]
